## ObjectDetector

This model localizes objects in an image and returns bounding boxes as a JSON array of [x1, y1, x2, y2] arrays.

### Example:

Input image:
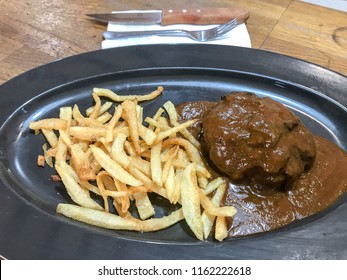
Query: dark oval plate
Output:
[[0, 44, 346, 259]]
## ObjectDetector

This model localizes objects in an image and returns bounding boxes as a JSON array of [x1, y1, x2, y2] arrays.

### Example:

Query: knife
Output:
[[87, 7, 250, 25]]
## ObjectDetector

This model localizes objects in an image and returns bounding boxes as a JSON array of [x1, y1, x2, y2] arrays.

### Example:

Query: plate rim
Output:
[[0, 44, 346, 260]]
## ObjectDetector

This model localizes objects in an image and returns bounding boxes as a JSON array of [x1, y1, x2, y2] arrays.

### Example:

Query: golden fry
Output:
[[122, 100, 141, 154], [57, 203, 183, 232], [72, 104, 104, 128], [29, 118, 67, 130], [42, 143, 53, 168], [42, 129, 58, 148], [201, 182, 227, 239], [110, 133, 130, 168], [91, 145, 142, 187], [106, 105, 123, 142], [55, 162, 102, 210], [139, 124, 157, 145], [202, 177, 226, 195], [70, 143, 95, 181], [133, 192, 155, 220], [86, 101, 113, 117], [164, 166, 176, 204], [69, 126, 106, 141], [93, 86, 163, 102], [59, 106, 72, 127], [215, 216, 229, 241], [155, 119, 197, 144], [199, 190, 237, 217], [55, 137, 68, 163], [89, 92, 102, 119], [150, 141, 162, 187], [130, 156, 151, 178], [181, 163, 203, 240]]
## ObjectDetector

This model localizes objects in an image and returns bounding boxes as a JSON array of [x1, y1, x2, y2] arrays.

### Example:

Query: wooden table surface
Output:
[[0, 0, 346, 85]]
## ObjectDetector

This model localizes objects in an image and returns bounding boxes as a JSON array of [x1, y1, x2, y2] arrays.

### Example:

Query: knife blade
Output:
[[87, 7, 250, 25]]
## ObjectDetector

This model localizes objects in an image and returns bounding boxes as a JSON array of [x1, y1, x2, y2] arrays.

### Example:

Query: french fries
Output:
[[29, 86, 236, 241]]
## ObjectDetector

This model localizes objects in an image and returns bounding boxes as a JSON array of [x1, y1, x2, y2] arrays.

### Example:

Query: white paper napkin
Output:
[[101, 21, 252, 49]]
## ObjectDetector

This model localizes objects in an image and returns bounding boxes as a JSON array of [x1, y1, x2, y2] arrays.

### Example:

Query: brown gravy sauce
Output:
[[177, 101, 347, 237]]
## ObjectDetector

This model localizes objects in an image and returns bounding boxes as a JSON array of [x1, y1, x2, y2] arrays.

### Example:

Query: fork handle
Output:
[[161, 7, 250, 25]]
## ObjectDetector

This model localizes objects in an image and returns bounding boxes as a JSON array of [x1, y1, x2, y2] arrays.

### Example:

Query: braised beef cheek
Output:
[[202, 93, 316, 189], [176, 92, 347, 237], [225, 136, 347, 236]]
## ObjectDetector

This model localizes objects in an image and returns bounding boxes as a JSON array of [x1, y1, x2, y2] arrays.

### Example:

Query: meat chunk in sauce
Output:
[[176, 92, 347, 237], [202, 92, 316, 189]]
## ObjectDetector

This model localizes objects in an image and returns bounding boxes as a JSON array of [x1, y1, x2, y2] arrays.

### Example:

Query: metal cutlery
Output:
[[88, 7, 250, 25], [102, 18, 242, 42]]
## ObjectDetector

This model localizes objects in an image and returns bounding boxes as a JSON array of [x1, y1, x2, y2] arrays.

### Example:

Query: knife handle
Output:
[[161, 7, 250, 25]]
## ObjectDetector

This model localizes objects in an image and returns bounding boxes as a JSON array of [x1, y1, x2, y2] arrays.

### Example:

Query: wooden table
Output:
[[0, 0, 346, 85]]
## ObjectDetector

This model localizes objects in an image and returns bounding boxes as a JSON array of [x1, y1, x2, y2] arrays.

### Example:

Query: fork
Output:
[[102, 18, 241, 42]]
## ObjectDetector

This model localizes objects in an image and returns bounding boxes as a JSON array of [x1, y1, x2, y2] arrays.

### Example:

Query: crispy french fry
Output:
[[110, 133, 130, 168], [133, 192, 155, 220], [201, 183, 227, 239], [155, 119, 197, 144], [128, 165, 152, 184], [42, 143, 53, 168], [123, 140, 135, 156], [42, 129, 58, 148], [161, 146, 179, 184], [93, 86, 163, 102], [150, 141, 162, 187], [148, 108, 165, 131], [215, 216, 229, 241], [55, 162, 102, 210], [199, 190, 237, 217], [59, 129, 73, 147], [122, 100, 141, 154], [70, 126, 106, 141], [29, 118, 67, 130], [97, 112, 112, 124], [145, 117, 171, 131], [172, 168, 183, 205], [163, 137, 204, 166], [89, 92, 102, 119], [202, 177, 226, 195], [130, 156, 151, 178], [59, 106, 72, 126], [96, 172, 110, 212], [55, 137, 68, 163], [72, 105, 104, 128], [113, 177, 131, 214], [198, 176, 208, 190], [181, 164, 203, 240], [91, 145, 142, 187], [70, 143, 95, 181], [57, 203, 183, 232], [164, 166, 176, 204], [106, 105, 123, 142], [139, 124, 157, 145], [86, 101, 113, 117], [80, 180, 100, 195]]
